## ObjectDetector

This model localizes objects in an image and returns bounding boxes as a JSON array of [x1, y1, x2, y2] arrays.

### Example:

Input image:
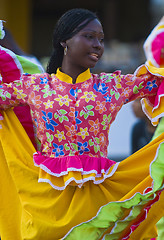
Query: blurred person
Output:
[[131, 98, 156, 153], [0, 25, 44, 148], [0, 9, 164, 240], [0, 27, 44, 70], [143, 16, 164, 240]]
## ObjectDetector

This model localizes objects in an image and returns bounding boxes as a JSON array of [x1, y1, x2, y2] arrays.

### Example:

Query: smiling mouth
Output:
[[89, 53, 99, 60]]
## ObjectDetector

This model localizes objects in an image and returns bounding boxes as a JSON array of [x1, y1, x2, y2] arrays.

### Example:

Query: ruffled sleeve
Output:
[[140, 64, 164, 126], [138, 16, 164, 126]]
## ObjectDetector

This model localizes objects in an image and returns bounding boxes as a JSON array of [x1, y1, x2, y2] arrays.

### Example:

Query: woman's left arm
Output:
[[105, 65, 163, 106]]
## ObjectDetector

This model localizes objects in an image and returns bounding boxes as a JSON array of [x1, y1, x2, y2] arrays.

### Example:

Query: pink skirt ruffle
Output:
[[33, 152, 119, 189], [34, 152, 117, 177]]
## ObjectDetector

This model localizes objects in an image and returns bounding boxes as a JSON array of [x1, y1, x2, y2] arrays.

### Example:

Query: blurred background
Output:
[[0, 0, 164, 160]]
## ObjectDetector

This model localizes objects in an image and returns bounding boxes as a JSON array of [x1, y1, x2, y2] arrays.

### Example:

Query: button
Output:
[[72, 100, 76, 104], [72, 120, 76, 125], [72, 86, 76, 90], [75, 151, 79, 155], [73, 135, 77, 139]]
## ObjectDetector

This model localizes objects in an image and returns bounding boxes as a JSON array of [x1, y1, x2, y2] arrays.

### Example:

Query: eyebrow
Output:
[[81, 29, 104, 34]]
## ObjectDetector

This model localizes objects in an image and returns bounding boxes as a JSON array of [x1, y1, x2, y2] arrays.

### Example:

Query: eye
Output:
[[85, 34, 94, 39], [99, 37, 104, 43]]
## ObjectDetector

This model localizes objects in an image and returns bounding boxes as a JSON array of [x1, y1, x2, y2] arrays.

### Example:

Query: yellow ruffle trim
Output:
[[38, 162, 119, 190]]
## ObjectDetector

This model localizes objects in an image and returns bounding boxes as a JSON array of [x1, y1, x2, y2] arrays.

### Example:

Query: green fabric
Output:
[[16, 55, 44, 74], [152, 118, 164, 141], [151, 141, 164, 191], [157, 217, 164, 240], [64, 141, 164, 240], [151, 119, 164, 240], [65, 192, 160, 239], [0, 20, 5, 40]]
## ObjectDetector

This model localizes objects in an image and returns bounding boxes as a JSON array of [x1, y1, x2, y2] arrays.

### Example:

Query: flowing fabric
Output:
[[0, 109, 164, 240]]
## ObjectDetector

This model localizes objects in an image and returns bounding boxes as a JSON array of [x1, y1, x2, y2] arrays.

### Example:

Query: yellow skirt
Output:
[[0, 109, 164, 240]]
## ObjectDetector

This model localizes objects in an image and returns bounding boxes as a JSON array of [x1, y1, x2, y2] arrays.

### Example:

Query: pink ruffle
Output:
[[151, 32, 164, 66], [0, 46, 22, 83], [153, 80, 164, 109], [33, 152, 116, 177]]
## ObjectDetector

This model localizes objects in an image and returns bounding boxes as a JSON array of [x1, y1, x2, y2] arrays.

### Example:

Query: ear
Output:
[[60, 41, 66, 48]]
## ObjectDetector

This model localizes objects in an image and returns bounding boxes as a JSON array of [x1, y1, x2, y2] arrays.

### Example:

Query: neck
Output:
[[61, 60, 87, 83]]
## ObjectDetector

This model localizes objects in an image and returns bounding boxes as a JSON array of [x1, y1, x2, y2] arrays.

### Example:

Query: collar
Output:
[[55, 68, 91, 83]]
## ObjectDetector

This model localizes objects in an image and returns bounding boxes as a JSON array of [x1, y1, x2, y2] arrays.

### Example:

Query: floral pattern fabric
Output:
[[0, 68, 163, 188]]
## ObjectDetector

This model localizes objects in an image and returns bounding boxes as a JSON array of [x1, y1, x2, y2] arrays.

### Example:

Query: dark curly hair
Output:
[[46, 8, 98, 74]]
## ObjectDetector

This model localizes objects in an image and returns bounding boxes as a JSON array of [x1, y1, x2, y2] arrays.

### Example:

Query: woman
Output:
[[0, 8, 164, 240]]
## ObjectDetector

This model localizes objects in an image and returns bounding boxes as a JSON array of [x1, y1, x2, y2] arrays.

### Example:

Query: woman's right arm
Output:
[[0, 75, 31, 109]]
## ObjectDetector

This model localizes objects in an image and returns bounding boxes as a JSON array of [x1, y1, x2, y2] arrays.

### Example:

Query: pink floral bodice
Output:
[[0, 68, 162, 159]]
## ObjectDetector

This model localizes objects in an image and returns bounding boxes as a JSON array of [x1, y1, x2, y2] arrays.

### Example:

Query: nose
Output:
[[93, 38, 102, 49]]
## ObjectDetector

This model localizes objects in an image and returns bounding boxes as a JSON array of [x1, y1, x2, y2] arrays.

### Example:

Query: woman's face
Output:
[[64, 18, 104, 71]]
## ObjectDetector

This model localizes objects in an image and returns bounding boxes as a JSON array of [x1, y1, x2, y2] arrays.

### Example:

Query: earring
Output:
[[64, 46, 68, 56]]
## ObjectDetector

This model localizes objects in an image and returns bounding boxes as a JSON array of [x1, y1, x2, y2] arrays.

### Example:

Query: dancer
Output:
[[0, 9, 164, 240], [0, 21, 44, 148], [142, 16, 164, 240], [131, 98, 156, 153]]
